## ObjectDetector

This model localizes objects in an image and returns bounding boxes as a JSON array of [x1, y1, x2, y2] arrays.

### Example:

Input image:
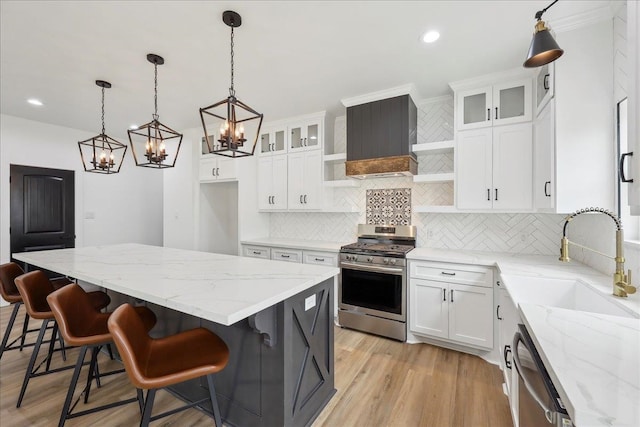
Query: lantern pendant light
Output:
[[78, 80, 127, 174], [128, 54, 183, 168], [523, 0, 564, 68], [199, 10, 263, 158]]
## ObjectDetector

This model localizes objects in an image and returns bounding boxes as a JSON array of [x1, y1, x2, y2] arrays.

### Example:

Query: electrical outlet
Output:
[[426, 228, 434, 239]]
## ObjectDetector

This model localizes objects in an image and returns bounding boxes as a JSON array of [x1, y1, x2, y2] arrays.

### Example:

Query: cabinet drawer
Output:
[[271, 249, 302, 263], [410, 261, 493, 288], [243, 245, 271, 259], [303, 251, 338, 266]]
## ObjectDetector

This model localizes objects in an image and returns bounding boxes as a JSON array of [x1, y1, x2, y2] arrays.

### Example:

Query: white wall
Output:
[[0, 114, 164, 263]]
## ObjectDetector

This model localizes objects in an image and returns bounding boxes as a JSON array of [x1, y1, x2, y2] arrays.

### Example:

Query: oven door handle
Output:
[[512, 332, 555, 424], [340, 262, 404, 275]]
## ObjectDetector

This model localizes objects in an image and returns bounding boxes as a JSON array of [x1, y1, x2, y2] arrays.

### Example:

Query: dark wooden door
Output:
[[10, 164, 75, 272]]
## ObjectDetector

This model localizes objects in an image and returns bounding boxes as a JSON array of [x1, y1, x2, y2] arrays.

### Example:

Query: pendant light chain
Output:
[[153, 61, 159, 120], [101, 86, 106, 135], [229, 26, 235, 97]]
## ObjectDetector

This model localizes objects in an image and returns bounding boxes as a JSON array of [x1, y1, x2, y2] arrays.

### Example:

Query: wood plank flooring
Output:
[[0, 305, 513, 426]]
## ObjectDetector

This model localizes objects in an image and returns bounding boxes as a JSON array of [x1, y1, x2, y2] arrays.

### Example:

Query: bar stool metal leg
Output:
[[207, 374, 223, 427], [58, 345, 88, 427], [16, 318, 50, 407], [19, 310, 29, 350], [140, 388, 156, 427], [0, 302, 21, 359]]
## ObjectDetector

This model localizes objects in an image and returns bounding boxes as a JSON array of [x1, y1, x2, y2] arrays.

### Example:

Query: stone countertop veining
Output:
[[241, 238, 350, 252], [13, 243, 339, 326], [519, 304, 640, 427], [406, 248, 640, 316]]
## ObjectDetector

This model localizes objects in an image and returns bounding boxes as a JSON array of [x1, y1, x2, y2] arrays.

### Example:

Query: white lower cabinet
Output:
[[409, 261, 494, 350], [242, 245, 271, 259], [271, 248, 303, 263], [497, 285, 520, 395]]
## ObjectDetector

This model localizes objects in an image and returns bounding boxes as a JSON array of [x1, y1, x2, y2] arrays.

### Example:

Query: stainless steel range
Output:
[[338, 224, 416, 341]]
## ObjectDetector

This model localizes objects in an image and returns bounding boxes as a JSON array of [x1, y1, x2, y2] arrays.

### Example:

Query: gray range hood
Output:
[[342, 86, 418, 178]]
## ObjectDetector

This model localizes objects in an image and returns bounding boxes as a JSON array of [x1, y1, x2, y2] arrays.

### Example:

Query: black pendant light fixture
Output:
[[523, 0, 564, 68], [128, 54, 183, 168], [199, 10, 263, 158], [78, 80, 127, 174]]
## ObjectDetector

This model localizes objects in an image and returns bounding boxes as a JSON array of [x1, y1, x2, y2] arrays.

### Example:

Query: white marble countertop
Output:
[[241, 238, 349, 252], [13, 243, 339, 326], [519, 304, 640, 427]]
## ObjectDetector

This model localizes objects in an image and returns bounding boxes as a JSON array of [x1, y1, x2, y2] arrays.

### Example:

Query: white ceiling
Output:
[[0, 0, 618, 138]]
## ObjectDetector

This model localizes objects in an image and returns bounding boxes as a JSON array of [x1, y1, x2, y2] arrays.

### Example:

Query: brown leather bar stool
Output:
[[47, 284, 156, 427], [108, 303, 229, 426], [0, 262, 72, 359], [13, 270, 111, 408]]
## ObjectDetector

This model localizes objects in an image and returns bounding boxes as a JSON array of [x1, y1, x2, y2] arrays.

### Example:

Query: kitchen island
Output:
[[13, 243, 339, 427]]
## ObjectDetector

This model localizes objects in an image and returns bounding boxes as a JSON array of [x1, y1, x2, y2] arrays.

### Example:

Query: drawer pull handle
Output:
[[497, 304, 503, 320], [450, 290, 454, 303], [441, 272, 456, 276], [252, 251, 261, 255], [281, 254, 290, 258], [443, 288, 446, 301], [315, 258, 325, 262]]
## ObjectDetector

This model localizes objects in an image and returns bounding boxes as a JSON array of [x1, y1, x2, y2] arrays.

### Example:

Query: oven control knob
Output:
[[389, 259, 397, 265], [383, 258, 389, 264], [367, 257, 373, 263], [346, 255, 352, 261]]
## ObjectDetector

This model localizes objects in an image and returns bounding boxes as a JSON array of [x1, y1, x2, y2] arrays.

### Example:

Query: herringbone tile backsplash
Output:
[[270, 96, 567, 255]]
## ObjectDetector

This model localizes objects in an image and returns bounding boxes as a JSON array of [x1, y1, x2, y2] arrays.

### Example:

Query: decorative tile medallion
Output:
[[366, 188, 411, 225]]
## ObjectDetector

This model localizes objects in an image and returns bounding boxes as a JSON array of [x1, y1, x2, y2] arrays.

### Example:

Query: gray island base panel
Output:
[[143, 277, 335, 427], [12, 244, 338, 427]]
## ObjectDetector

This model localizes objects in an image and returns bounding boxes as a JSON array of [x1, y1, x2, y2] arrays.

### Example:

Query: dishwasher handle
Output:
[[512, 331, 555, 424]]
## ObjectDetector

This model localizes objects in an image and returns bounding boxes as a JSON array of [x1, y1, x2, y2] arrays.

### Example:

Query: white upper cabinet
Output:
[[258, 126, 287, 156], [199, 155, 237, 182], [535, 63, 554, 117], [628, 0, 640, 215], [533, 100, 555, 210], [456, 123, 533, 211], [456, 78, 532, 130], [287, 150, 323, 210], [258, 154, 288, 211]]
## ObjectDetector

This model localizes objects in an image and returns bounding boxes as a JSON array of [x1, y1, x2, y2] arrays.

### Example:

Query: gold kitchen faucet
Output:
[[559, 207, 637, 297]]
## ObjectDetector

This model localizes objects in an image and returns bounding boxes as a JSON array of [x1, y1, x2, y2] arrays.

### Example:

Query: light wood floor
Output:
[[0, 305, 513, 426]]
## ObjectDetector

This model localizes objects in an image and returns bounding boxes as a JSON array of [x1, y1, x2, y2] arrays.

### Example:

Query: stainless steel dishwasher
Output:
[[513, 324, 574, 427]]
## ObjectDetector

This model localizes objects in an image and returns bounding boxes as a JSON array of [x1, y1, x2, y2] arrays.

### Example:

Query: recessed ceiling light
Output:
[[422, 30, 440, 43], [27, 98, 43, 106], [129, 124, 139, 130]]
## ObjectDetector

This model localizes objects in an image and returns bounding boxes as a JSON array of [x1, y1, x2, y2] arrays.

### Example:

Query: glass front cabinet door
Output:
[[457, 79, 532, 130], [290, 121, 321, 151], [259, 127, 287, 155]]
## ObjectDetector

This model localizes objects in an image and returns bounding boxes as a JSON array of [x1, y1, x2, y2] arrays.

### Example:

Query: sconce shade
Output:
[[524, 20, 564, 68], [78, 80, 127, 174]]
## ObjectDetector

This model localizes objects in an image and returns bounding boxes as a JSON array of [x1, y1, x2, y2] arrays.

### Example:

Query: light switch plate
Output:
[[305, 294, 316, 311]]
